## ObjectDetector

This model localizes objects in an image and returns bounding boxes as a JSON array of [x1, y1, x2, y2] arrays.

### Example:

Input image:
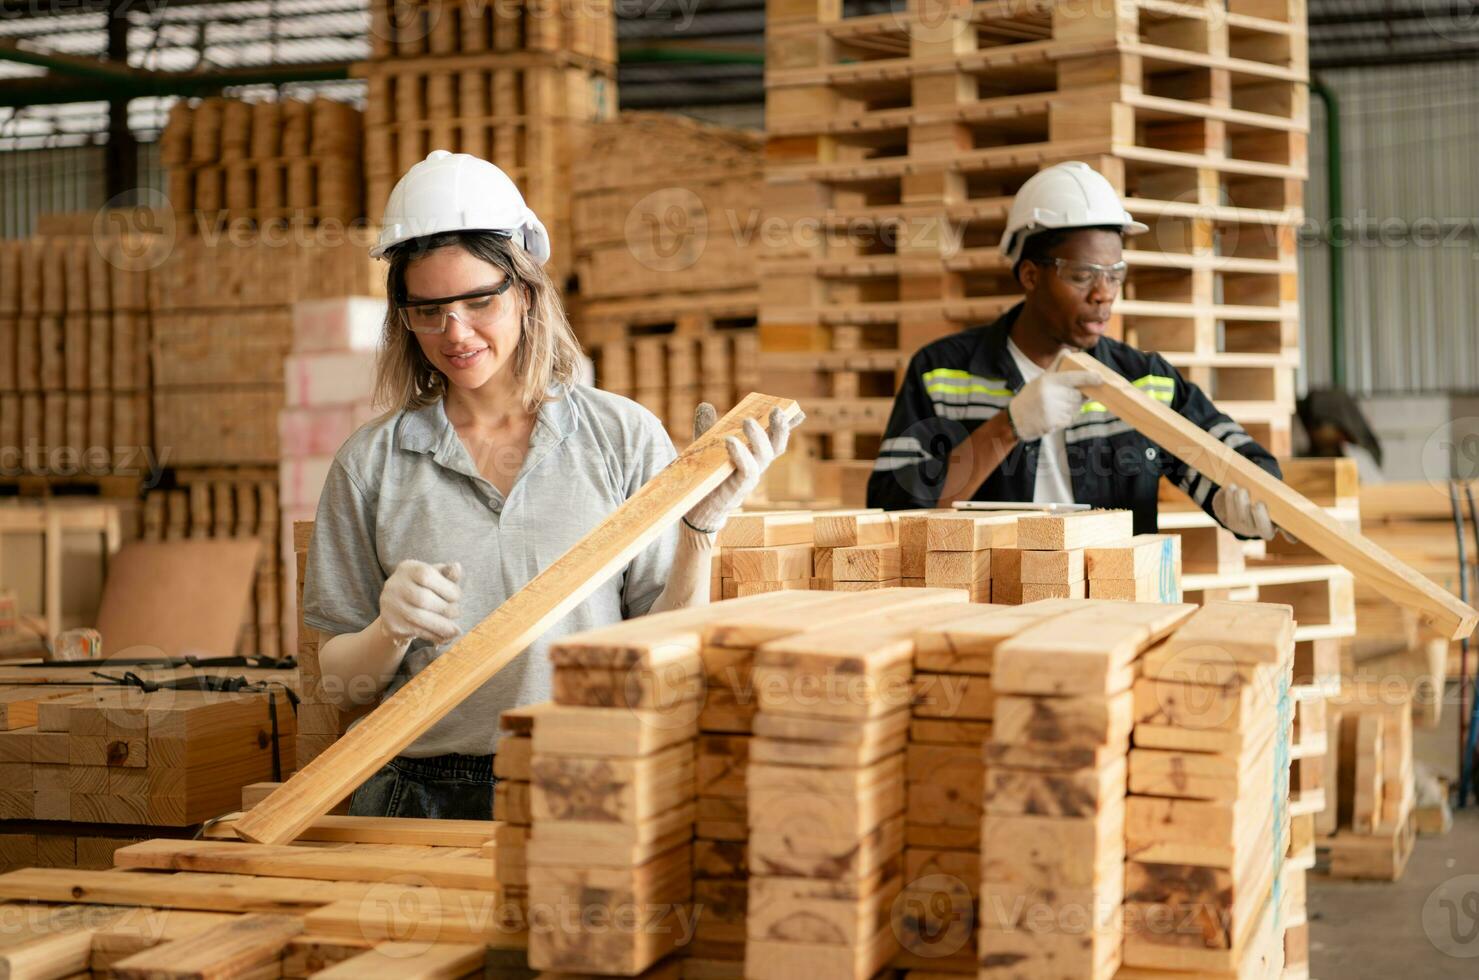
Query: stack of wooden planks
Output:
[[576, 115, 762, 445], [1122, 601, 1295, 977], [979, 601, 1195, 978], [158, 97, 364, 235], [0, 235, 152, 480], [492, 704, 534, 948], [924, 512, 1021, 601], [823, 510, 903, 592], [1315, 681, 1417, 880], [358, 0, 618, 286], [716, 511, 819, 598], [0, 685, 295, 828], [150, 235, 382, 468]]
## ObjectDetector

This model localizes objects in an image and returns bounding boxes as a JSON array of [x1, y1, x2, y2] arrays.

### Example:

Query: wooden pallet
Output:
[[158, 97, 364, 235], [761, 0, 1309, 461], [368, 0, 615, 63], [0, 500, 124, 643]]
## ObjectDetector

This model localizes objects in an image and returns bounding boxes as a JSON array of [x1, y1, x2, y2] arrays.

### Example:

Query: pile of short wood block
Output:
[[0, 236, 151, 479], [712, 507, 1184, 608], [158, 97, 364, 235], [0, 674, 296, 868], [359, 0, 618, 285], [513, 589, 1296, 978]]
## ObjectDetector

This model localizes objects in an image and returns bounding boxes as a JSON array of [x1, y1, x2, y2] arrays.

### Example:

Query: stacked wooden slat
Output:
[[823, 511, 902, 591], [1122, 600, 1294, 977], [369, 0, 615, 62], [150, 235, 383, 467], [715, 510, 820, 599], [158, 97, 364, 235], [761, 0, 1308, 484], [1084, 533, 1184, 602], [924, 512, 1023, 602], [597, 330, 761, 447], [0, 686, 297, 828], [978, 601, 1195, 978], [359, 0, 617, 286], [1314, 682, 1417, 881], [529, 610, 713, 975], [747, 593, 983, 979], [0, 235, 152, 481], [489, 705, 535, 959]]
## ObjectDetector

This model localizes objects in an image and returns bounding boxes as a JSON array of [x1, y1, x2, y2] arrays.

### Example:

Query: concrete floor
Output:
[[1308, 691, 1479, 978]]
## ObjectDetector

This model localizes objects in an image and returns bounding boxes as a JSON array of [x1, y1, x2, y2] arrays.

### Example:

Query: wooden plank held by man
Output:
[[1056, 351, 1478, 641], [234, 393, 803, 845]]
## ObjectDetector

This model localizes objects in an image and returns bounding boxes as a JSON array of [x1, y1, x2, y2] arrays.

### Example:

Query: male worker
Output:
[[867, 161, 1281, 537]]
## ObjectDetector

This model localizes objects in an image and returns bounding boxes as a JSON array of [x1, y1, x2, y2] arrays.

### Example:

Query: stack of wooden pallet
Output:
[[359, 0, 618, 285], [1315, 681, 1417, 881], [158, 97, 364, 235], [151, 236, 382, 467], [574, 114, 763, 443], [1123, 600, 1294, 977], [761, 0, 1308, 479], [0, 236, 151, 479]]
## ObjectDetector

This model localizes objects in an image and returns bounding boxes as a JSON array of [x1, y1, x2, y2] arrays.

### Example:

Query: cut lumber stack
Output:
[[529, 612, 708, 975], [0, 686, 297, 827], [745, 593, 981, 979], [924, 512, 1022, 601], [1007, 509, 1138, 604], [292, 521, 370, 768], [715, 510, 822, 599], [359, 0, 618, 286], [150, 234, 382, 467], [1314, 682, 1417, 881], [575, 115, 762, 444], [158, 96, 364, 235], [492, 704, 535, 956], [1085, 533, 1183, 603], [0, 235, 152, 480], [979, 600, 1195, 978], [762, 0, 1309, 486], [1123, 600, 1295, 978]]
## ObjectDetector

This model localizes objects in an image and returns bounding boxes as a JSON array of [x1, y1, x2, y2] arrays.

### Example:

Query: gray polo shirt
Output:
[[301, 384, 678, 757]]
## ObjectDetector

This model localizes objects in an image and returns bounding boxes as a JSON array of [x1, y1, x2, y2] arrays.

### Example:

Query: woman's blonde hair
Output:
[[374, 231, 583, 415]]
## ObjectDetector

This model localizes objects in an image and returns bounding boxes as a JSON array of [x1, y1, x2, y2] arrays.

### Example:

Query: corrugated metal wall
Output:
[[0, 141, 162, 239], [1302, 62, 1479, 396]]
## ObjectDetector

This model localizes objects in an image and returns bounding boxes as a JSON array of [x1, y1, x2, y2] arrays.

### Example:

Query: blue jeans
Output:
[[348, 752, 497, 820]]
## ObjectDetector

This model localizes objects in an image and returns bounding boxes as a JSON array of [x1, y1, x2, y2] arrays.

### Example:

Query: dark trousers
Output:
[[348, 752, 497, 820]]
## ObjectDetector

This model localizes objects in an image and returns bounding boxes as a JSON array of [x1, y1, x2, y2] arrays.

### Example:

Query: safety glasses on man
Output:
[[397, 277, 516, 334]]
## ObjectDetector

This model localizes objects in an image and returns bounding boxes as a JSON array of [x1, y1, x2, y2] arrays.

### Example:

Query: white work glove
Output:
[[378, 560, 463, 648], [1008, 370, 1101, 442], [1212, 484, 1276, 540], [683, 404, 804, 534]]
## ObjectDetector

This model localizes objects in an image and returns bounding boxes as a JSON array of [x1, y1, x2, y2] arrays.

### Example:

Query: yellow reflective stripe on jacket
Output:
[[1080, 374, 1174, 413], [922, 367, 1011, 398]]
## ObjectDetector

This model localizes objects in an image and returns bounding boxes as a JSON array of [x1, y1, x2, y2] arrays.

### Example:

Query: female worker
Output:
[[301, 151, 799, 819]]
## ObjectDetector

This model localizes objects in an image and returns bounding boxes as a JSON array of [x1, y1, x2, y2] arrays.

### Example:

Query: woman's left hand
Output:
[[683, 404, 804, 534]]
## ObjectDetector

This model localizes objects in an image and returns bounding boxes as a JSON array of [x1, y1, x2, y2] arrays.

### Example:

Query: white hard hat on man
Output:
[[372, 149, 551, 264], [999, 161, 1148, 265]]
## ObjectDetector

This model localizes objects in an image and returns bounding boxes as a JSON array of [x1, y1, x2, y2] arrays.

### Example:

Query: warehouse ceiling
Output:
[[0, 0, 1476, 146]]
